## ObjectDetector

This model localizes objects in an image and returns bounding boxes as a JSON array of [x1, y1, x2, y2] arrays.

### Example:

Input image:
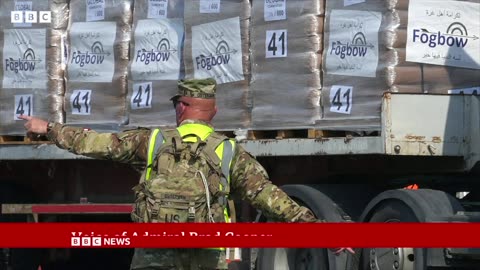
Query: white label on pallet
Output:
[[344, 0, 365, 7], [200, 0, 221, 14], [14, 1, 32, 27], [131, 82, 153, 109], [448, 86, 480, 95], [68, 21, 116, 82], [148, 0, 168, 19], [131, 19, 183, 81], [70, 89, 92, 115], [14, 94, 33, 120], [264, 0, 286, 21], [330, 85, 353, 114], [86, 0, 105, 22], [265, 30, 287, 58], [2, 29, 47, 89], [325, 10, 381, 78], [192, 17, 244, 84], [406, 0, 480, 69]]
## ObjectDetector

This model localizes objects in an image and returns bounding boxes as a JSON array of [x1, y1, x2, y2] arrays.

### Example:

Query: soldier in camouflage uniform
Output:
[[21, 78, 352, 270]]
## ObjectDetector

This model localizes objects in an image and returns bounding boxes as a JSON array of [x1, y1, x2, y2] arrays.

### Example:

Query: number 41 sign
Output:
[[266, 30, 287, 58], [131, 82, 152, 110], [70, 90, 92, 115], [14, 95, 33, 120], [330, 85, 353, 114]]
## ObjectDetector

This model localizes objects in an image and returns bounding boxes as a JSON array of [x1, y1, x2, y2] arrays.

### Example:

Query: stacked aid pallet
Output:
[[250, 0, 323, 129], [385, 0, 480, 94], [65, 0, 131, 129], [317, 0, 389, 131], [384, 0, 419, 93], [126, 0, 184, 128], [184, 0, 251, 130], [0, 0, 68, 135]]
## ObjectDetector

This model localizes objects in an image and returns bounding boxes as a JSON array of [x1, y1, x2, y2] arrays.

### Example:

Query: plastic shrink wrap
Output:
[[65, 0, 131, 129], [317, 0, 388, 131], [319, 0, 479, 131], [386, 0, 479, 94], [184, 0, 251, 130], [0, 0, 68, 135], [250, 0, 323, 129], [126, 0, 184, 128]]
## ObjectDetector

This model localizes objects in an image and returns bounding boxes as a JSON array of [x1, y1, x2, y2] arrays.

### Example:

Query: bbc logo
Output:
[[71, 237, 102, 247], [11, 11, 51, 24]]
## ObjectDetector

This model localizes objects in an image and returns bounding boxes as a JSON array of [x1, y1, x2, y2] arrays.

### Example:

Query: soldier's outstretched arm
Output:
[[229, 146, 317, 222], [230, 145, 355, 254], [19, 115, 150, 162]]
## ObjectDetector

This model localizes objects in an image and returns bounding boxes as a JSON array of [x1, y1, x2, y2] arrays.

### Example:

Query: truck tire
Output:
[[360, 189, 464, 270], [256, 185, 348, 270]]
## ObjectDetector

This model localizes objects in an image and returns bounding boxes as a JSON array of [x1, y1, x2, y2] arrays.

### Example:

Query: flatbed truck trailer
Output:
[[1, 93, 480, 270]]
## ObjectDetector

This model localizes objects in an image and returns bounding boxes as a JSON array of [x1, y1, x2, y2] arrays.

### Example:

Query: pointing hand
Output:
[[18, 115, 48, 134], [330, 247, 355, 255]]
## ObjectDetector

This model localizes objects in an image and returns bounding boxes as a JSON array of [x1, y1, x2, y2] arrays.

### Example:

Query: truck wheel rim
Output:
[[370, 247, 415, 270]]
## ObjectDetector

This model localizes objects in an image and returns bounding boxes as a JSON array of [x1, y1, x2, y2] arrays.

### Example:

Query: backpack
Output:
[[131, 128, 235, 224]]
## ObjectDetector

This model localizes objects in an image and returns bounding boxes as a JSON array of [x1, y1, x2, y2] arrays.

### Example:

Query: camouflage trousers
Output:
[[130, 248, 228, 270]]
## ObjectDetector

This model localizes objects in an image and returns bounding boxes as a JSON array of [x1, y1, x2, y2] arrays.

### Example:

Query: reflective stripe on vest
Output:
[[177, 123, 213, 143], [145, 129, 163, 181]]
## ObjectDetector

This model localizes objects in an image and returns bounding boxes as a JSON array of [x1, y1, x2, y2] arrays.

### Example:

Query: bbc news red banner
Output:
[[0, 223, 479, 248]]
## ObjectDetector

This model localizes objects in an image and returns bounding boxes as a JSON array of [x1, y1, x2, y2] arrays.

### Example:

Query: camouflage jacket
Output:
[[47, 120, 317, 222]]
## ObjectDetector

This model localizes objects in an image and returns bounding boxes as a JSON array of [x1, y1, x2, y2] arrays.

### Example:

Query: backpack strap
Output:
[[204, 133, 235, 207], [203, 133, 223, 166]]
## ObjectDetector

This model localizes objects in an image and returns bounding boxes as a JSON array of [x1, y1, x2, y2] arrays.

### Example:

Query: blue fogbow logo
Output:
[[70, 41, 110, 67], [412, 22, 479, 48], [5, 48, 41, 73], [195, 40, 237, 71], [135, 38, 177, 65], [330, 32, 374, 59]]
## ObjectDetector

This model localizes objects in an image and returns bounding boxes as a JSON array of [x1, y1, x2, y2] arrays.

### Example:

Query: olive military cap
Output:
[[171, 78, 217, 100]]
